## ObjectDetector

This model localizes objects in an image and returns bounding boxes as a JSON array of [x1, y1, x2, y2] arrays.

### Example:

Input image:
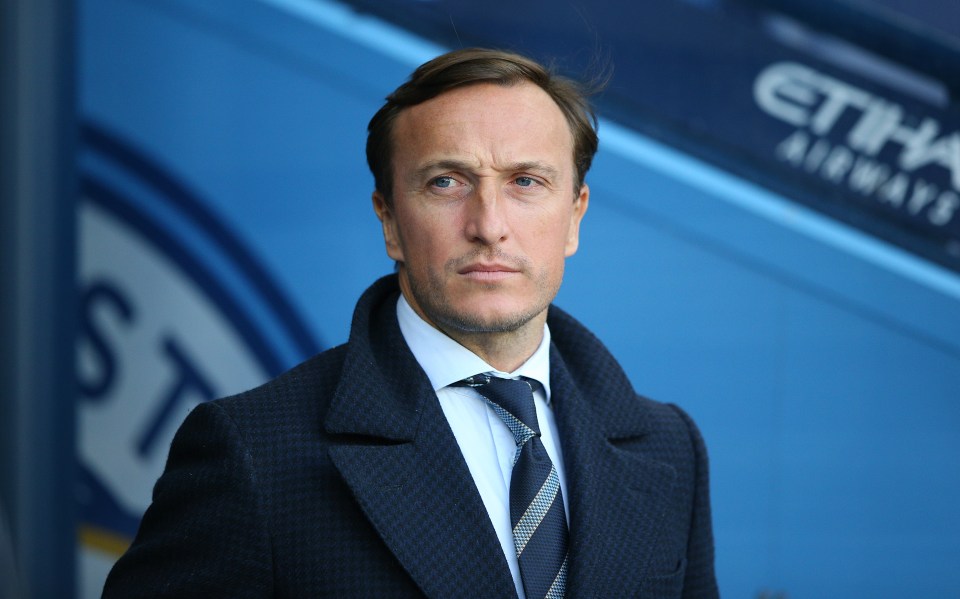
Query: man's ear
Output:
[[564, 183, 589, 257], [372, 191, 404, 262]]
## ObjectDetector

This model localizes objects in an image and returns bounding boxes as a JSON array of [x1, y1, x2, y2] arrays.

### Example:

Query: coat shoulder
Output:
[[211, 343, 348, 428]]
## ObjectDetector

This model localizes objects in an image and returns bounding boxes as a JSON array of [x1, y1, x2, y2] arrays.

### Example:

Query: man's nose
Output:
[[464, 181, 509, 245]]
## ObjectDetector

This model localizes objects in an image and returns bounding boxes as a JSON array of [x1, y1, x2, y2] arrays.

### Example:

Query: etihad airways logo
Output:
[[753, 61, 959, 230]]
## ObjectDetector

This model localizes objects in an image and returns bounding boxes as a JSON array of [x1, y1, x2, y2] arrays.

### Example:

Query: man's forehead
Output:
[[402, 81, 562, 118], [391, 82, 575, 162]]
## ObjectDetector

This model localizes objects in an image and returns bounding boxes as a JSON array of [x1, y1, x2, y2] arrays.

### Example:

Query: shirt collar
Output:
[[396, 294, 553, 402]]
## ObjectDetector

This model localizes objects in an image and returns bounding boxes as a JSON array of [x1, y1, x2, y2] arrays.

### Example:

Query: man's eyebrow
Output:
[[411, 160, 561, 180], [411, 160, 477, 180], [510, 161, 560, 179]]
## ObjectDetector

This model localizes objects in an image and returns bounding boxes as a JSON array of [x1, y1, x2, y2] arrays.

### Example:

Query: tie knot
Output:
[[459, 375, 540, 445]]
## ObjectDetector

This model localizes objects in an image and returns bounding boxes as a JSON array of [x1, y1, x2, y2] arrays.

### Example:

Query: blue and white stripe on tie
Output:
[[457, 375, 569, 599]]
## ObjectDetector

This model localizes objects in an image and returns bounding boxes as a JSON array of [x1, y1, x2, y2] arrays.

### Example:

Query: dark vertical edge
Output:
[[0, 0, 78, 597]]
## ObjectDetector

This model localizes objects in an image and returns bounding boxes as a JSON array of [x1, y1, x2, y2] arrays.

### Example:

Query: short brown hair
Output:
[[366, 48, 600, 202]]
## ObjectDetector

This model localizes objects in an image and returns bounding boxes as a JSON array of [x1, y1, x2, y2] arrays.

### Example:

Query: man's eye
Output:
[[432, 176, 455, 188], [515, 176, 536, 187]]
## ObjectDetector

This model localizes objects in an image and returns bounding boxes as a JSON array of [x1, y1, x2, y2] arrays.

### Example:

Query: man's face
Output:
[[373, 82, 589, 338]]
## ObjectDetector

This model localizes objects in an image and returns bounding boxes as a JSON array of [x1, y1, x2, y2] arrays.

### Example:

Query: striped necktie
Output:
[[459, 375, 568, 599]]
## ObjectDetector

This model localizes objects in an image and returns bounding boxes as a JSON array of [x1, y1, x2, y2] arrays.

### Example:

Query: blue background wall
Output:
[[77, 0, 960, 596]]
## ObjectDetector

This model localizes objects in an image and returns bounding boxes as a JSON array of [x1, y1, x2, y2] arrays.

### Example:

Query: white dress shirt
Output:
[[396, 295, 569, 599]]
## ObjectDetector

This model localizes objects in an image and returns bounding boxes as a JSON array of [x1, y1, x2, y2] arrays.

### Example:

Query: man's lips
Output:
[[458, 263, 520, 280]]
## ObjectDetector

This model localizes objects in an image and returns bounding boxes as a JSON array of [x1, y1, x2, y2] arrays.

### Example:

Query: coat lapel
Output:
[[324, 279, 516, 599], [550, 346, 679, 598], [323, 276, 679, 597]]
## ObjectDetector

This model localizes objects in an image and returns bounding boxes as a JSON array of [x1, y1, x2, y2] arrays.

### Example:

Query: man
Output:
[[103, 48, 717, 598]]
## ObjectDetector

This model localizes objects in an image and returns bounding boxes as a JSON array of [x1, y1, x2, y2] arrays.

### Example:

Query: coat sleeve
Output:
[[102, 401, 273, 598], [671, 404, 719, 598]]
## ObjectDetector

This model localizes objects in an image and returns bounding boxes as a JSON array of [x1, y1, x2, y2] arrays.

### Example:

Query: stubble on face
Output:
[[401, 244, 561, 337]]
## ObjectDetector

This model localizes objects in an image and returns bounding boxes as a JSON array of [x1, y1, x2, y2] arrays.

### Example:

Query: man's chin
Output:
[[434, 303, 544, 335], [403, 273, 549, 335]]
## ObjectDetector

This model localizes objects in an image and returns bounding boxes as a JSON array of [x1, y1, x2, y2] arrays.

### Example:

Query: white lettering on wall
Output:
[[754, 61, 960, 230]]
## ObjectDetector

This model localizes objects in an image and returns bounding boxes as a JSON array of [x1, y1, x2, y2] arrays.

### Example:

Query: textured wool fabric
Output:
[[103, 274, 718, 598]]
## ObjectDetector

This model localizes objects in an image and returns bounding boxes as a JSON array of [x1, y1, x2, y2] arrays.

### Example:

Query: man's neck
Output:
[[395, 294, 553, 398], [435, 317, 546, 373], [397, 290, 546, 373]]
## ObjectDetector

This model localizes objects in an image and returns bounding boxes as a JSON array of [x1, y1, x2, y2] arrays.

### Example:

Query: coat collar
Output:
[[325, 275, 516, 598], [325, 276, 678, 597], [547, 337, 678, 597]]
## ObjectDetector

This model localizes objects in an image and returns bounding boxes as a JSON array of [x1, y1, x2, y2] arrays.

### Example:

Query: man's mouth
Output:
[[458, 262, 520, 281]]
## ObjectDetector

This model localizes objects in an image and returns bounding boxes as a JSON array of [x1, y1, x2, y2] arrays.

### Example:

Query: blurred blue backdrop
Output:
[[66, 0, 960, 597]]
